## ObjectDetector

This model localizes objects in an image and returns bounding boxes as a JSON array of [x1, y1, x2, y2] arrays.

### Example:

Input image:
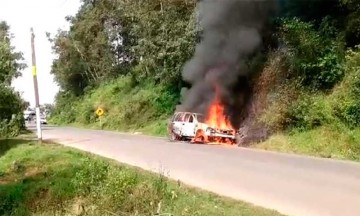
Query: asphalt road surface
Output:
[[28, 124, 360, 216]]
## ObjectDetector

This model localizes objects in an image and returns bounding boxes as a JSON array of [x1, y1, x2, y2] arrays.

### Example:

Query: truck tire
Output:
[[168, 132, 178, 142]]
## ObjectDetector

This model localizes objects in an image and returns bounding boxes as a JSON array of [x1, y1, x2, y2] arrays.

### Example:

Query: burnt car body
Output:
[[167, 112, 237, 144]]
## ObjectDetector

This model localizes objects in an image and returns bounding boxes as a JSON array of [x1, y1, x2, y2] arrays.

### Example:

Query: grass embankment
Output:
[[254, 126, 360, 161], [251, 49, 360, 161], [0, 138, 282, 216], [50, 76, 175, 136]]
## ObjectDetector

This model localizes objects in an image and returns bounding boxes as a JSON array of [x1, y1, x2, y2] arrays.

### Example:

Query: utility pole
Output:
[[30, 28, 42, 143]]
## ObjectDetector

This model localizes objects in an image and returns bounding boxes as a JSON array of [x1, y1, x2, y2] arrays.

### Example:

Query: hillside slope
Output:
[[51, 76, 175, 136], [49, 0, 360, 160]]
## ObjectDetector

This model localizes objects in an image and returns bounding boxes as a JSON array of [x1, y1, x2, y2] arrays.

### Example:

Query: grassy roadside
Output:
[[253, 126, 360, 161], [0, 138, 282, 216]]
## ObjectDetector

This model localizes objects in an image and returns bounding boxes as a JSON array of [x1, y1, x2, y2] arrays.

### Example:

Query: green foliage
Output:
[[255, 125, 360, 161], [285, 93, 335, 130], [0, 85, 23, 121], [339, 0, 360, 47], [0, 115, 25, 138], [51, 76, 177, 135], [281, 0, 360, 47], [122, 0, 197, 85], [73, 158, 173, 214], [50, 0, 196, 96], [49, 0, 196, 132], [262, 44, 360, 132], [0, 140, 281, 215], [0, 21, 26, 138], [331, 46, 360, 127], [0, 21, 25, 85], [260, 2, 360, 133], [280, 0, 343, 23], [51, 91, 78, 124], [279, 17, 345, 90]]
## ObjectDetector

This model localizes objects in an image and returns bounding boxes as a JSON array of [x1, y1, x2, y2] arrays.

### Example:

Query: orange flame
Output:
[[205, 88, 234, 130], [191, 86, 236, 145]]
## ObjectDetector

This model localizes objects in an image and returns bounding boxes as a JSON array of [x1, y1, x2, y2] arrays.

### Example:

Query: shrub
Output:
[[0, 114, 25, 138], [72, 157, 172, 215], [262, 45, 360, 131], [260, 80, 335, 131], [331, 46, 360, 127], [286, 93, 335, 130], [0, 84, 25, 138], [50, 92, 78, 124], [279, 17, 345, 90], [50, 76, 177, 134]]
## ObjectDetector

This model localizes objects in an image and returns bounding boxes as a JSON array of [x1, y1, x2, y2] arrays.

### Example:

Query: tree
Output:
[[339, 0, 360, 47], [0, 21, 27, 137], [0, 85, 23, 121], [22, 100, 30, 110], [0, 21, 25, 85], [49, 0, 197, 97]]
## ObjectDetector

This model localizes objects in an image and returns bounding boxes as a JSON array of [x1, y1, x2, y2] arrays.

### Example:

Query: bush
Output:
[[259, 17, 348, 132], [0, 84, 25, 138], [50, 76, 177, 135], [0, 85, 23, 119], [72, 157, 173, 215], [260, 80, 335, 131], [262, 45, 360, 132], [331, 46, 360, 127], [0, 114, 25, 138], [279, 17, 345, 90], [286, 93, 335, 130], [50, 92, 79, 124]]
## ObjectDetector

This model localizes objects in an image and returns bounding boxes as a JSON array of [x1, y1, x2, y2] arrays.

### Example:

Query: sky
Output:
[[0, 0, 81, 107]]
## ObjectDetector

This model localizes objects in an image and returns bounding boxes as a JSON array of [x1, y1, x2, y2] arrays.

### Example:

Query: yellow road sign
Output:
[[95, 107, 105, 117]]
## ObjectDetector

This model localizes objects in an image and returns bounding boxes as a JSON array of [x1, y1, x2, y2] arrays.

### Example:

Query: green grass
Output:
[[254, 126, 360, 161], [0, 138, 282, 216]]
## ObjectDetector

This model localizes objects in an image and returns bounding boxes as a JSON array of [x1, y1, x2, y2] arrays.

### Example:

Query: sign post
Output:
[[95, 107, 105, 129]]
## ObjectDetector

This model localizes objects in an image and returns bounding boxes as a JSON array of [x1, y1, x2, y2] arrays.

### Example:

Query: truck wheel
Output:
[[169, 132, 177, 142], [193, 129, 208, 143]]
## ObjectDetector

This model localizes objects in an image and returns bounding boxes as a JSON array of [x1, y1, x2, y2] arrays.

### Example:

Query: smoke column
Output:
[[180, 0, 278, 129]]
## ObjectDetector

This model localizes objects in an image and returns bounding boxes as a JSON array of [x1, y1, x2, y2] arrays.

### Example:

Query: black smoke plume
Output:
[[180, 0, 278, 129]]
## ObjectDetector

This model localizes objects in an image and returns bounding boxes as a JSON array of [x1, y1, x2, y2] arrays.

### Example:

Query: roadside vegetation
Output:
[[254, 126, 360, 161], [0, 138, 281, 216], [47, 0, 360, 160], [0, 21, 27, 138]]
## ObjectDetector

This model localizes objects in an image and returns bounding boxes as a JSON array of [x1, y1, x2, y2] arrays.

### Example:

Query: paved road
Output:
[[29, 125, 360, 216]]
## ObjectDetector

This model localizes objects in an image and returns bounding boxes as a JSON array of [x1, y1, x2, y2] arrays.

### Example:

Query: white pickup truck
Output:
[[167, 111, 237, 144]]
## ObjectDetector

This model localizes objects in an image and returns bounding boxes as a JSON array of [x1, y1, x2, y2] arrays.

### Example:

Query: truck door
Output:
[[171, 112, 183, 135], [181, 113, 196, 137]]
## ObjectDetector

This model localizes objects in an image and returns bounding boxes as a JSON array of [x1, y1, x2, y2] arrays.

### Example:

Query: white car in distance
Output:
[[34, 114, 48, 125]]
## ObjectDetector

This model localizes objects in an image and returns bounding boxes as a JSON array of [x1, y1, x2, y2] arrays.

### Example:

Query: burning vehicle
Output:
[[173, 0, 277, 145], [167, 111, 237, 144], [168, 89, 240, 145]]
